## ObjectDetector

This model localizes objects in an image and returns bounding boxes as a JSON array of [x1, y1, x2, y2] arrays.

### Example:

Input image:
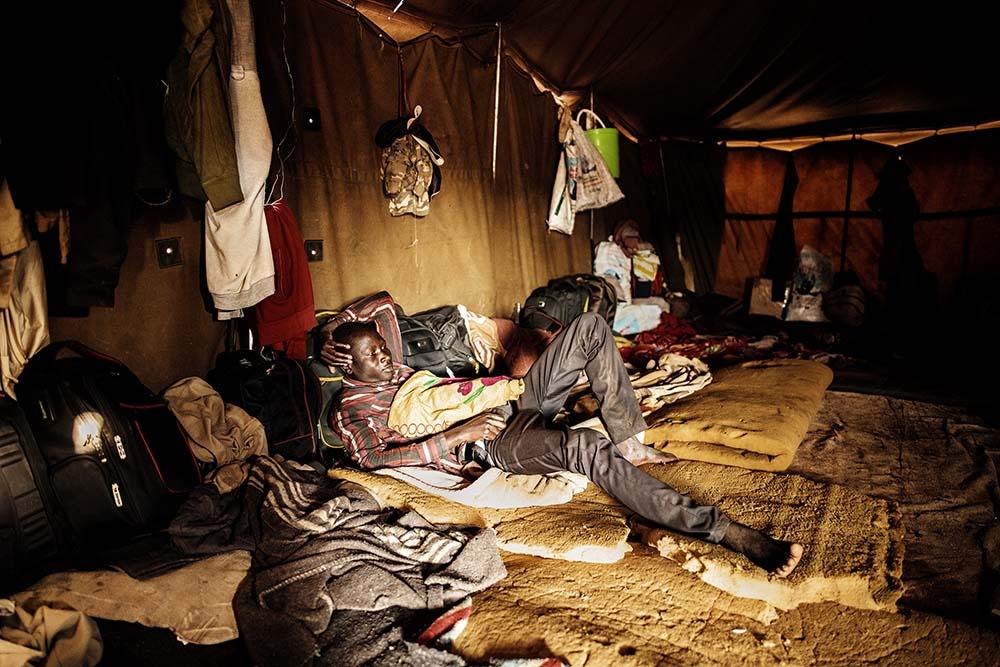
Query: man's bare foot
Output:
[[615, 436, 678, 466], [720, 522, 804, 577]]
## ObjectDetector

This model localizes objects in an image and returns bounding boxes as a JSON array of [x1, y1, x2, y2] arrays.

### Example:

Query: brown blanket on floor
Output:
[[644, 359, 833, 471]]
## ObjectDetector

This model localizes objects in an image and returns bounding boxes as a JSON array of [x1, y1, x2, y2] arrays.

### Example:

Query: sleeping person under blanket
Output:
[[321, 292, 803, 577]]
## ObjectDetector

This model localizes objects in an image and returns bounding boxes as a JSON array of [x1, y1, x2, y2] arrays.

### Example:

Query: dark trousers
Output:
[[485, 313, 730, 543]]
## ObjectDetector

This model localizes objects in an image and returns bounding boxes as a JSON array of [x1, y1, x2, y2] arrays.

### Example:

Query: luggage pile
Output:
[[1, 341, 202, 592]]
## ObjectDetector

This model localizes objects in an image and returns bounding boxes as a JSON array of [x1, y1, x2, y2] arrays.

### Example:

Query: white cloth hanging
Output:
[[204, 0, 275, 319]]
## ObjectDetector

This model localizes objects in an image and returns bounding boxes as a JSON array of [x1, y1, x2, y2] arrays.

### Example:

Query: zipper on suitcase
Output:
[[78, 377, 147, 527]]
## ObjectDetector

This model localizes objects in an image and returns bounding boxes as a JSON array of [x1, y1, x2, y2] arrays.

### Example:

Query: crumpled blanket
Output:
[[0, 599, 102, 667], [632, 353, 713, 413], [230, 457, 507, 666], [619, 313, 751, 367]]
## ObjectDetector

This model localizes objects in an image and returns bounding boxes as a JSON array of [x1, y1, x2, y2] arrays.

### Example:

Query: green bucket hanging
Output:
[[577, 109, 620, 178]]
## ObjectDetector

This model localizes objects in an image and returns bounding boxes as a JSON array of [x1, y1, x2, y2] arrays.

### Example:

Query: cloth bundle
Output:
[[163, 377, 267, 492]]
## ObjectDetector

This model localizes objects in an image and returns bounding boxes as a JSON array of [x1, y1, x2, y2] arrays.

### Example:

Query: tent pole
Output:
[[839, 134, 856, 274], [589, 89, 595, 243], [491, 23, 501, 180]]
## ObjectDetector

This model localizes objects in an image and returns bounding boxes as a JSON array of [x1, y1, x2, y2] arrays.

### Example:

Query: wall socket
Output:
[[155, 237, 183, 268], [304, 239, 323, 262]]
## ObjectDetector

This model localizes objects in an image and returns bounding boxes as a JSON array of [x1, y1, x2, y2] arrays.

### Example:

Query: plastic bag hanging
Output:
[[546, 108, 624, 234]]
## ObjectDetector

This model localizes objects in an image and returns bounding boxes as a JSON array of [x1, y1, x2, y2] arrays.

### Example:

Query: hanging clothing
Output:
[[4, 4, 177, 309], [204, 0, 275, 319], [0, 180, 29, 258], [33, 210, 71, 266], [0, 242, 49, 398], [249, 200, 316, 358], [164, 0, 243, 209], [375, 110, 444, 217]]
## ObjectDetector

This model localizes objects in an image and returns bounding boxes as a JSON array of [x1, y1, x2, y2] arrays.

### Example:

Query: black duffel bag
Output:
[[207, 350, 321, 463], [403, 304, 481, 378], [14, 341, 201, 564]]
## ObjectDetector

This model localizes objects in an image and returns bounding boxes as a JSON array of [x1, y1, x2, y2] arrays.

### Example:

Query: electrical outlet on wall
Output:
[[155, 237, 183, 268], [304, 239, 323, 262]]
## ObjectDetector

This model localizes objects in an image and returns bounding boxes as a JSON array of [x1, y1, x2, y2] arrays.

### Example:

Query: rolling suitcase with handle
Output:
[[15, 341, 201, 559], [0, 400, 61, 593]]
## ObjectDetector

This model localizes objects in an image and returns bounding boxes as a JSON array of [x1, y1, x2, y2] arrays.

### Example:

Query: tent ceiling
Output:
[[350, 0, 1000, 140]]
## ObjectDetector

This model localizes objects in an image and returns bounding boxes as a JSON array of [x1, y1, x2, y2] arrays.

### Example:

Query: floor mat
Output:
[[13, 551, 250, 645], [645, 359, 833, 471], [632, 461, 904, 612]]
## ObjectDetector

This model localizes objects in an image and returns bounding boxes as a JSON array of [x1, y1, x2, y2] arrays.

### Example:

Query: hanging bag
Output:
[[546, 109, 624, 235], [572, 109, 624, 212]]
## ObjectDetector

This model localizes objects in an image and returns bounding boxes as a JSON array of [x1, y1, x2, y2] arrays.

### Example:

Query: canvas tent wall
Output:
[[715, 133, 1000, 305], [19, 0, 997, 390]]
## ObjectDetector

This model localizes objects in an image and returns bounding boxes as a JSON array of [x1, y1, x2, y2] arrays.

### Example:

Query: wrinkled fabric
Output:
[[250, 199, 316, 358], [611, 303, 663, 336], [164, 376, 267, 493], [0, 243, 49, 398], [0, 181, 29, 259], [388, 371, 524, 438], [376, 465, 588, 510], [632, 353, 713, 412], [204, 0, 274, 318], [164, 0, 242, 208], [224, 457, 505, 665], [0, 599, 102, 667], [593, 240, 632, 303]]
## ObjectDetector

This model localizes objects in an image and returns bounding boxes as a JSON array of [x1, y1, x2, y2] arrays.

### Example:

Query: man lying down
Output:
[[321, 292, 803, 577]]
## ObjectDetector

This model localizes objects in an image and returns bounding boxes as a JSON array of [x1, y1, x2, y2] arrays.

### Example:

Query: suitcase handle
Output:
[[30, 340, 128, 369]]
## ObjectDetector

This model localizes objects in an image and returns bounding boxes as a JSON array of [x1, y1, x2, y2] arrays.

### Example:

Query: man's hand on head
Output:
[[321, 339, 353, 373]]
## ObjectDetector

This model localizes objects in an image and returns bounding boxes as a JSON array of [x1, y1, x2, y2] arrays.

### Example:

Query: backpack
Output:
[[306, 309, 345, 457], [520, 274, 618, 333], [207, 350, 321, 463]]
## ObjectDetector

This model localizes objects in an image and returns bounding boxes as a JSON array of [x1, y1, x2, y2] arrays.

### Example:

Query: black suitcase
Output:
[[16, 341, 201, 556], [0, 400, 61, 592]]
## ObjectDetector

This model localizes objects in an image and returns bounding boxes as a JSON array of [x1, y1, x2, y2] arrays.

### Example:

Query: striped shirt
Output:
[[329, 292, 464, 472]]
